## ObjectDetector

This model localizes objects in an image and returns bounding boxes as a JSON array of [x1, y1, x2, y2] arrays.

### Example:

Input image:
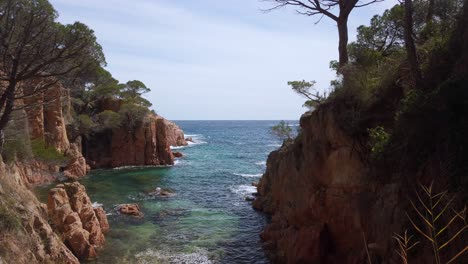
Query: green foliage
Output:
[[76, 114, 96, 136], [271, 121, 294, 142], [118, 103, 149, 131], [119, 80, 152, 107], [31, 139, 68, 164], [96, 110, 122, 131], [395, 89, 425, 121], [288, 80, 327, 109], [2, 138, 31, 164], [350, 4, 405, 65], [368, 126, 390, 156]]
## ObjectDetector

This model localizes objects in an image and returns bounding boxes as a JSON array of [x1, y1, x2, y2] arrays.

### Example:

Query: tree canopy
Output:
[[264, 0, 384, 67], [0, 0, 105, 151]]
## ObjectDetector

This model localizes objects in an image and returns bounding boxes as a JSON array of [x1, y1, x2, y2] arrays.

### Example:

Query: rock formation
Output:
[[117, 203, 144, 218], [164, 120, 187, 147], [253, 109, 406, 263], [16, 80, 89, 184], [0, 162, 79, 264], [85, 113, 185, 169], [47, 182, 109, 260]]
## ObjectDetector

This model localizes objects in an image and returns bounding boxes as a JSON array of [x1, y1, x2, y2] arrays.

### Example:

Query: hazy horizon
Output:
[[50, 0, 397, 120]]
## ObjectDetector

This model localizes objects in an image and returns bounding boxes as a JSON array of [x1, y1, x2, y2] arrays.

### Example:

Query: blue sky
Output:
[[50, 0, 397, 120]]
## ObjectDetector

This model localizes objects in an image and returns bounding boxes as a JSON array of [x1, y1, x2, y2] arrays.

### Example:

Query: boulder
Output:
[[148, 187, 175, 197], [173, 151, 183, 158], [117, 204, 144, 218]]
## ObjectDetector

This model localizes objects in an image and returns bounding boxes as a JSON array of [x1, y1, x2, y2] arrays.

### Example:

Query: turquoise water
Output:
[[38, 120, 297, 263]]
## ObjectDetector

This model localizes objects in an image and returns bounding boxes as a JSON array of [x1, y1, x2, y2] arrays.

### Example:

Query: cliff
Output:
[[0, 161, 79, 264], [253, 107, 442, 263], [254, 109, 389, 263], [16, 80, 89, 185], [84, 99, 185, 168]]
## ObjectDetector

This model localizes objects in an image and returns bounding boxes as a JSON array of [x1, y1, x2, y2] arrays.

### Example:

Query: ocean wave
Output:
[[113, 165, 172, 170], [267, 144, 281, 147], [255, 161, 266, 166], [230, 185, 257, 196], [184, 134, 200, 137], [135, 248, 212, 264], [233, 173, 262, 178], [187, 140, 207, 146], [170, 145, 186, 150]]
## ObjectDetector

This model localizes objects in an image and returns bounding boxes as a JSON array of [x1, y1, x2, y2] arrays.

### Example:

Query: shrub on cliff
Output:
[[96, 110, 122, 131], [31, 139, 69, 165], [118, 103, 150, 131], [271, 121, 294, 142]]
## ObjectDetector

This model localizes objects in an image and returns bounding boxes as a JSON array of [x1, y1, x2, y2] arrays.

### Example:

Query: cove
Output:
[[37, 120, 296, 263]]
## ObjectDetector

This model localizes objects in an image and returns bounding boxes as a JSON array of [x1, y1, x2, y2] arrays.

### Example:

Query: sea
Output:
[[37, 120, 299, 264]]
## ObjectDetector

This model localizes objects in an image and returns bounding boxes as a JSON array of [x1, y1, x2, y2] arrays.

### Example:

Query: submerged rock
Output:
[[185, 137, 193, 142], [117, 203, 144, 218], [148, 187, 176, 197], [153, 208, 189, 222], [173, 151, 183, 158]]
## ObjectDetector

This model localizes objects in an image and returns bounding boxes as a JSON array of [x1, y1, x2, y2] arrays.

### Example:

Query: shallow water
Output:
[[37, 120, 297, 263]]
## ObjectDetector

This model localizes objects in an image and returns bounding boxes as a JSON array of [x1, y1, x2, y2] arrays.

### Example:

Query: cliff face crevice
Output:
[[253, 108, 407, 264], [16, 81, 89, 185], [47, 182, 109, 260]]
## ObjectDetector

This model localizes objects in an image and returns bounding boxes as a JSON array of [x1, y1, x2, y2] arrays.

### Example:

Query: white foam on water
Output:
[[113, 165, 172, 170], [255, 161, 266, 166], [135, 248, 212, 264], [187, 140, 207, 146], [267, 144, 281, 147], [170, 145, 186, 150], [230, 185, 257, 196], [92, 202, 103, 209], [233, 173, 262, 178]]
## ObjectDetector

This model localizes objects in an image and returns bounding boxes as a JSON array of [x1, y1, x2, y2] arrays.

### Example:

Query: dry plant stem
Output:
[[362, 232, 372, 264], [393, 230, 419, 264], [408, 183, 468, 264]]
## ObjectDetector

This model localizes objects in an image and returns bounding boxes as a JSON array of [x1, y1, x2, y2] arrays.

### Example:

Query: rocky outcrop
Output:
[[18, 80, 88, 182], [117, 203, 144, 218], [0, 161, 79, 264], [64, 142, 89, 179], [85, 114, 185, 169], [14, 160, 60, 185], [23, 80, 70, 152], [164, 119, 187, 147], [253, 109, 407, 263], [47, 182, 108, 260]]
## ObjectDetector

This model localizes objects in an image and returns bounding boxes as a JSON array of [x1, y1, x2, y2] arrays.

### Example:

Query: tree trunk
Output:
[[426, 0, 434, 24], [337, 17, 349, 67], [403, 0, 422, 87]]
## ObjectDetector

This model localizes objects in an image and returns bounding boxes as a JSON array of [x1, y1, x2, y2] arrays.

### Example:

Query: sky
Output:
[[49, 0, 397, 120]]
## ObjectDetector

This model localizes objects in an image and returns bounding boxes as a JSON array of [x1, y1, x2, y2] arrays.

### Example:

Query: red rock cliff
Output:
[[85, 113, 185, 169], [16, 80, 88, 185], [0, 161, 79, 264], [253, 108, 409, 264], [47, 182, 109, 260]]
